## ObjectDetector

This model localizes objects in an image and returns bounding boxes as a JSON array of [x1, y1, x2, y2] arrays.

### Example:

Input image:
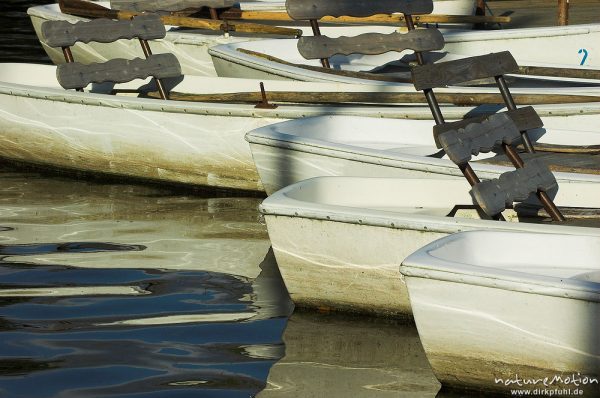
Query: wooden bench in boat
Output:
[[286, 0, 434, 21], [478, 151, 600, 175], [435, 114, 565, 221], [411, 51, 519, 90], [287, 0, 439, 67], [470, 159, 558, 217], [42, 14, 182, 98]]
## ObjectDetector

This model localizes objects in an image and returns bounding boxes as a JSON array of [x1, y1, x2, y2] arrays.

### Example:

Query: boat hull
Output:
[[401, 231, 600, 394], [261, 177, 600, 317], [209, 24, 600, 84], [405, 276, 600, 395], [247, 115, 600, 195]]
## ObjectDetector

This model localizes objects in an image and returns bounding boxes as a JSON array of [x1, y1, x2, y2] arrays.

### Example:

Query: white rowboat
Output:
[[247, 115, 600, 195], [209, 24, 600, 84], [401, 231, 600, 395], [7, 63, 600, 191], [260, 176, 600, 317]]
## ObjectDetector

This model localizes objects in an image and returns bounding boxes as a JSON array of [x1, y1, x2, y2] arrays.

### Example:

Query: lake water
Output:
[[0, 2, 441, 397]]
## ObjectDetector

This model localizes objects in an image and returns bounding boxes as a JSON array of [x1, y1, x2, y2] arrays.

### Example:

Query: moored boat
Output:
[[246, 115, 600, 195], [259, 176, 600, 317], [209, 24, 600, 85], [400, 230, 600, 395], [8, 58, 600, 191], [28, 0, 476, 76]]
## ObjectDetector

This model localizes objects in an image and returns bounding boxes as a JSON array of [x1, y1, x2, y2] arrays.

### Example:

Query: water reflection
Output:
[[0, 167, 292, 398], [0, 169, 270, 278], [259, 311, 441, 398]]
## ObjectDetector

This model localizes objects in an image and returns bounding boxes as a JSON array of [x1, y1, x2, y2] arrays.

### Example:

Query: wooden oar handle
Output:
[[59, 0, 302, 37], [219, 9, 511, 25]]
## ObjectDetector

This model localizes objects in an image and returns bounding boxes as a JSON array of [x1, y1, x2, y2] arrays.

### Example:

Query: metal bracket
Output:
[[255, 82, 278, 109]]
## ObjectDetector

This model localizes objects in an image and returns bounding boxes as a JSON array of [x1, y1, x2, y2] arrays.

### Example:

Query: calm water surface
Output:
[[0, 2, 441, 397]]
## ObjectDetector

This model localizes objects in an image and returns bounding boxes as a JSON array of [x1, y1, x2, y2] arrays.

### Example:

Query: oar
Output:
[[58, 0, 302, 37], [517, 65, 600, 81], [219, 10, 511, 25], [146, 90, 600, 106]]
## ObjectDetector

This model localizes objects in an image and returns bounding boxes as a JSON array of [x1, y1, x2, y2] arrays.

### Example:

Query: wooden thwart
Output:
[[285, 0, 434, 21], [56, 53, 181, 89], [412, 51, 520, 90], [297, 29, 444, 60], [470, 159, 558, 217], [433, 106, 543, 147], [110, 0, 236, 12], [42, 14, 165, 47], [437, 113, 522, 165]]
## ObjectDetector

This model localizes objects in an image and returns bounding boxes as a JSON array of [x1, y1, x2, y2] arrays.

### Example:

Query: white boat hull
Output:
[[247, 115, 600, 195], [260, 177, 600, 317], [401, 231, 600, 394], [209, 24, 600, 84], [6, 64, 600, 191]]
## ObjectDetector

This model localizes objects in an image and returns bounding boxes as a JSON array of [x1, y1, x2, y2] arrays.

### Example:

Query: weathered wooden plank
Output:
[[42, 14, 165, 47], [412, 51, 519, 90], [433, 106, 543, 147], [470, 159, 558, 216], [56, 53, 181, 89], [479, 152, 600, 175], [110, 0, 236, 12], [148, 91, 600, 106], [518, 65, 600, 80], [286, 0, 434, 21], [522, 143, 600, 154], [297, 29, 444, 60], [437, 113, 522, 165]]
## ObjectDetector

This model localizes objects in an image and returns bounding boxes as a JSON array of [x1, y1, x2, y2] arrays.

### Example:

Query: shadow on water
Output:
[[0, 0, 52, 63]]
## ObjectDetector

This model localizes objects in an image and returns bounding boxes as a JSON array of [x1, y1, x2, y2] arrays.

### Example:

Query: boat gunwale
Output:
[[260, 178, 600, 236], [400, 231, 600, 302], [246, 120, 600, 183]]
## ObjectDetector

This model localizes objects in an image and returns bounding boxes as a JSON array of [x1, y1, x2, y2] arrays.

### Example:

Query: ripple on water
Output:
[[0, 261, 287, 398]]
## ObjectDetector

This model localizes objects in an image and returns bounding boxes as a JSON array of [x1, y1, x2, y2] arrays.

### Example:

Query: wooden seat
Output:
[[411, 51, 519, 90], [297, 29, 444, 60], [56, 54, 181, 89], [432, 106, 565, 221], [286, 0, 438, 68], [436, 113, 522, 165], [41, 14, 181, 99], [286, 0, 433, 20], [470, 159, 558, 217], [432, 107, 542, 149]]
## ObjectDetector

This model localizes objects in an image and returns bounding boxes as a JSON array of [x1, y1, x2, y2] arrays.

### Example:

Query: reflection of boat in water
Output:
[[0, 169, 293, 396], [0, 168, 293, 319], [258, 311, 440, 398], [0, 170, 269, 279]]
